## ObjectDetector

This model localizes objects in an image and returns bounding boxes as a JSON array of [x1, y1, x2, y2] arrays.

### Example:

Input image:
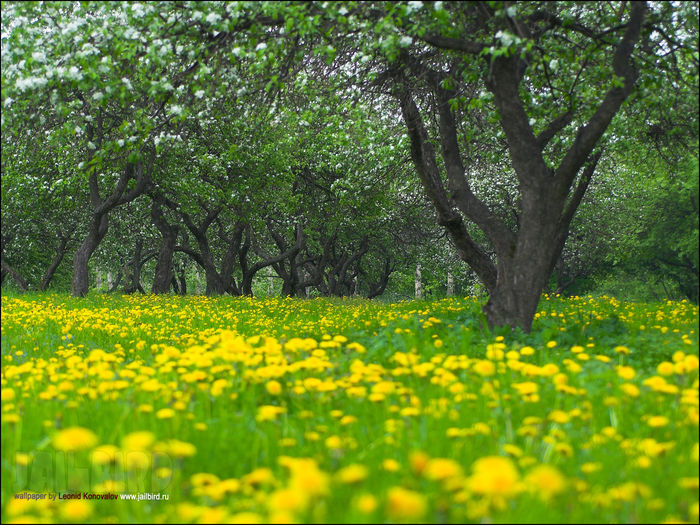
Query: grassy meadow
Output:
[[1, 292, 698, 523]]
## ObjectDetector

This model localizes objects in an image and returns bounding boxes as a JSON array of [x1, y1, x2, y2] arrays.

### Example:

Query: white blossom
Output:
[[194, 89, 205, 99], [399, 36, 413, 47], [205, 12, 221, 24], [32, 51, 46, 63], [67, 66, 82, 80], [255, 42, 267, 51], [131, 3, 144, 17], [15, 76, 48, 91], [407, 1, 423, 12]]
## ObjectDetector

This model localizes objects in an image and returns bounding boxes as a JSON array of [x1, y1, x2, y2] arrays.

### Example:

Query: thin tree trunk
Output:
[[40, 235, 71, 291], [178, 259, 187, 295], [447, 271, 454, 297], [415, 263, 422, 299]]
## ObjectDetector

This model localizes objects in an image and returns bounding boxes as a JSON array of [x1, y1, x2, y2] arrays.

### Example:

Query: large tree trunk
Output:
[[483, 245, 554, 332], [71, 147, 154, 297], [391, 3, 645, 332], [151, 198, 179, 294], [72, 213, 108, 297], [367, 257, 394, 299], [173, 206, 225, 296]]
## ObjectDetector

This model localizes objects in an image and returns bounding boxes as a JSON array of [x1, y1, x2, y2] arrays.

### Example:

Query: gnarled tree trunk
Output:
[[150, 197, 179, 294]]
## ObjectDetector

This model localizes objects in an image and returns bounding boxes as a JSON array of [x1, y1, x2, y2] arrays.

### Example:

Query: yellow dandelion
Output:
[[266, 380, 282, 395], [355, 494, 378, 514], [382, 458, 400, 472], [156, 408, 176, 419], [524, 465, 566, 500], [59, 500, 92, 521], [468, 456, 522, 497], [386, 487, 427, 521], [90, 445, 121, 465], [121, 431, 156, 451], [423, 458, 463, 481], [336, 464, 369, 484], [647, 416, 669, 428], [52, 427, 98, 452]]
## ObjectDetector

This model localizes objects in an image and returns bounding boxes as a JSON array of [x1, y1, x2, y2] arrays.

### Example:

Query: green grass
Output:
[[1, 292, 698, 523]]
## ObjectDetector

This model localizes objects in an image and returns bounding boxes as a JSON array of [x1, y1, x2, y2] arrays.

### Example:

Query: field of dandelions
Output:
[[1, 293, 698, 524]]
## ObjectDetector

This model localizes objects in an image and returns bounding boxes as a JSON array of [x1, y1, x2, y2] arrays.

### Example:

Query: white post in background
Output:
[[195, 268, 201, 295], [107, 271, 113, 290], [415, 263, 422, 299], [354, 275, 359, 297], [447, 271, 454, 297], [268, 267, 274, 296], [96, 267, 102, 290]]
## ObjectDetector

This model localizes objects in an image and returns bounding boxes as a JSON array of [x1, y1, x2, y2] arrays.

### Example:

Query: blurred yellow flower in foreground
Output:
[[52, 427, 98, 452], [386, 486, 427, 520], [468, 456, 522, 498], [524, 465, 566, 500]]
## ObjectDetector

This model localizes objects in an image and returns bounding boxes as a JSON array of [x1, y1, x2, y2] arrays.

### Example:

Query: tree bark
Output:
[[1, 255, 28, 292], [72, 151, 154, 297], [40, 231, 72, 291], [72, 213, 108, 296], [178, 258, 187, 295], [392, 2, 646, 332], [415, 263, 422, 299], [150, 197, 179, 294], [367, 257, 394, 299]]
